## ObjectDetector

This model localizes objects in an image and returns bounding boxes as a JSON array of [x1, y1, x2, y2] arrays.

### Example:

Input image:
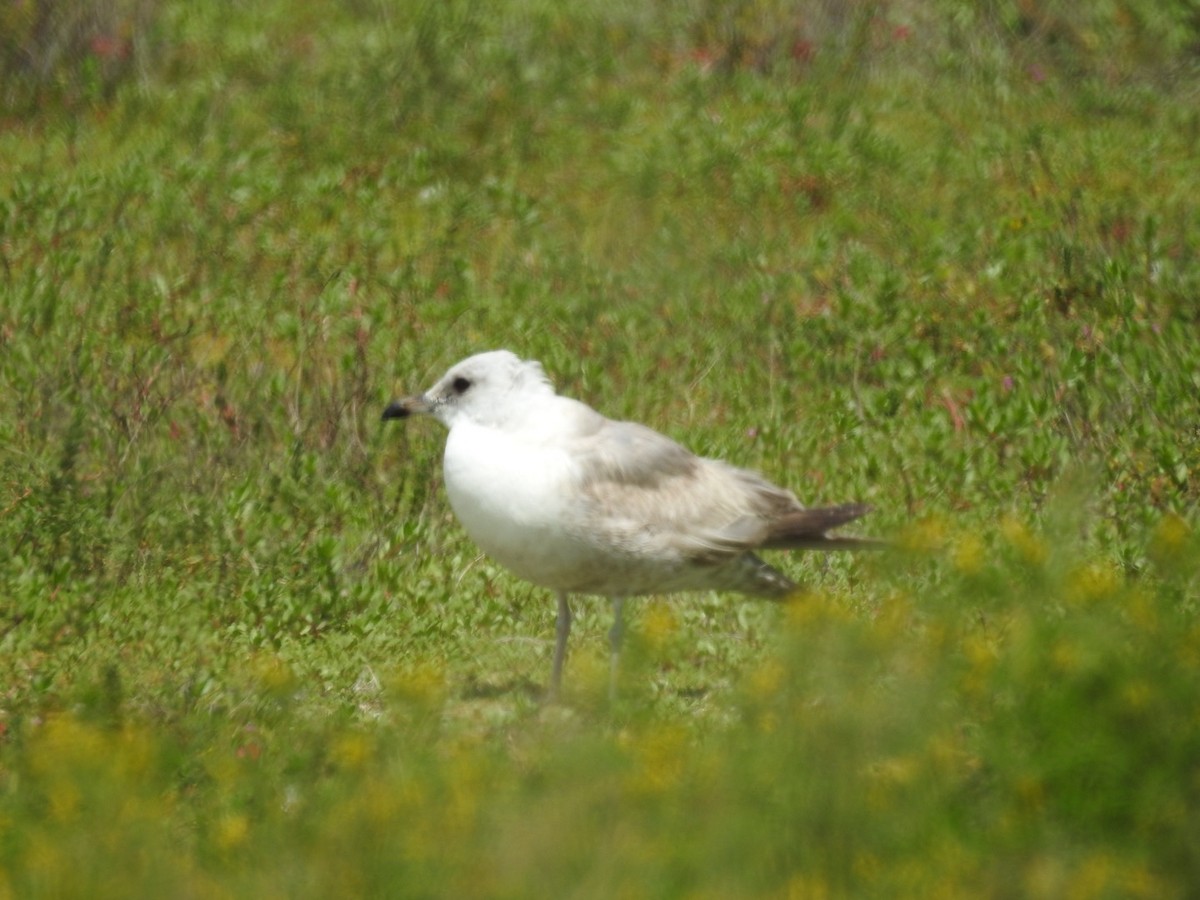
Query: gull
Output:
[[383, 350, 881, 696]]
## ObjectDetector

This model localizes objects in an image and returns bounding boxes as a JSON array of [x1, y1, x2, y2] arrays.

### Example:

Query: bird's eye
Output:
[[451, 376, 472, 394]]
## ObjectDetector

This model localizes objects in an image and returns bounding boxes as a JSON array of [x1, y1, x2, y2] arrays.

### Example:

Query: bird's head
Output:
[[382, 350, 554, 430]]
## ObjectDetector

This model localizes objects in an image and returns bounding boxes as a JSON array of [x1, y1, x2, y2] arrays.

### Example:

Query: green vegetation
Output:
[[2, 0, 1198, 895]]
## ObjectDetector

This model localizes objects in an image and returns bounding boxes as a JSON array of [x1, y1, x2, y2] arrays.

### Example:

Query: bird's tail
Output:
[[762, 503, 887, 551]]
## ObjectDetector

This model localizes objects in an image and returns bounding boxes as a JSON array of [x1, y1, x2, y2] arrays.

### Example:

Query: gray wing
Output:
[[565, 410, 803, 561]]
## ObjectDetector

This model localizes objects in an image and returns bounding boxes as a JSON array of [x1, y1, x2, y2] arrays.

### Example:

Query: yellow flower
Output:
[[1067, 853, 1117, 900], [625, 725, 687, 795], [390, 663, 445, 707], [960, 633, 998, 698], [251, 654, 296, 694], [853, 852, 882, 885], [747, 659, 785, 700], [784, 591, 851, 630], [1064, 562, 1120, 607], [756, 710, 780, 735], [571, 649, 609, 697], [1050, 639, 1081, 674], [23, 835, 63, 887], [952, 533, 985, 575], [1148, 512, 1191, 565], [1000, 516, 1047, 566], [115, 725, 156, 780], [48, 780, 81, 824], [871, 755, 919, 786], [1124, 587, 1159, 634], [1015, 775, 1045, 813], [361, 776, 403, 827], [1120, 679, 1153, 713], [898, 515, 949, 553], [32, 715, 105, 774], [787, 873, 832, 900], [332, 733, 373, 773], [1180, 626, 1200, 672], [1118, 862, 1170, 899], [641, 604, 678, 651], [963, 633, 997, 670], [189, 332, 232, 366], [444, 751, 486, 836], [214, 814, 249, 852], [927, 732, 979, 778]]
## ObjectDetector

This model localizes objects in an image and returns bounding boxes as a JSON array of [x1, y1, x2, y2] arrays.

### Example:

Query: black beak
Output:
[[381, 400, 409, 421], [382, 395, 432, 421]]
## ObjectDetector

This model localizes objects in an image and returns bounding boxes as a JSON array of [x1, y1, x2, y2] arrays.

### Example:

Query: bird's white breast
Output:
[[442, 419, 594, 589]]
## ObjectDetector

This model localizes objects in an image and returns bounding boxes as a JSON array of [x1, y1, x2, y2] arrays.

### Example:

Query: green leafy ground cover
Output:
[[2, 1, 1199, 896]]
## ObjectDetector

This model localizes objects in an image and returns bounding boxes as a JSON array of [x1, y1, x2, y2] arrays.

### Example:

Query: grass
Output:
[[2, 0, 1199, 895]]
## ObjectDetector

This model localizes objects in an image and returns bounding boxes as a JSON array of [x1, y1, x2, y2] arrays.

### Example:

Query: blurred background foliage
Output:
[[1, 0, 1198, 896]]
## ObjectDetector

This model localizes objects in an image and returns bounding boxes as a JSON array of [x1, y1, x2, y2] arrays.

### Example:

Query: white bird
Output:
[[383, 350, 881, 696]]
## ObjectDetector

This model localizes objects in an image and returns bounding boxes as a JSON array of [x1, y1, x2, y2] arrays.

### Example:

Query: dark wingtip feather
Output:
[[762, 503, 883, 550]]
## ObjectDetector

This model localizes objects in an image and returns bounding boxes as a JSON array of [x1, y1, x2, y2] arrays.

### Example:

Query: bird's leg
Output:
[[551, 591, 572, 698], [608, 596, 626, 701]]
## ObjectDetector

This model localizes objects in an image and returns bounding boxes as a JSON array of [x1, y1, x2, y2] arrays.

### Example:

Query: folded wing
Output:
[[568, 413, 876, 562]]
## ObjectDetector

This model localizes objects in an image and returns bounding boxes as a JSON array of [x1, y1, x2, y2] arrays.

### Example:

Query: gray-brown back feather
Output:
[[566, 411, 879, 567]]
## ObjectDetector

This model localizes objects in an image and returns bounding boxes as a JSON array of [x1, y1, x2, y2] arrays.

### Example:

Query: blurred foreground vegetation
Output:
[[2, 0, 1199, 896]]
